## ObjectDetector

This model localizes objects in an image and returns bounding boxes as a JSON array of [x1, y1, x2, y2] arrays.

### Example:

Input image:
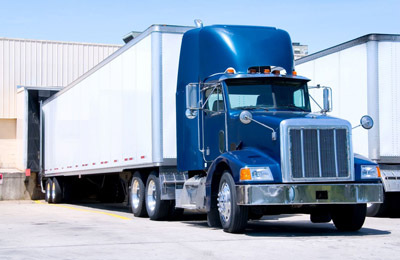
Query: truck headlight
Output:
[[240, 167, 273, 181], [361, 165, 381, 179]]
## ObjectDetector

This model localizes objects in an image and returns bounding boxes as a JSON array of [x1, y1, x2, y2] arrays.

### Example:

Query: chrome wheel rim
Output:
[[51, 182, 56, 201], [147, 180, 156, 212], [131, 179, 140, 209], [217, 182, 231, 224], [46, 182, 51, 200]]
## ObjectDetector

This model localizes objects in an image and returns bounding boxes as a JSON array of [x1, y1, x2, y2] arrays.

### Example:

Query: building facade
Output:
[[293, 42, 308, 60], [0, 37, 121, 169]]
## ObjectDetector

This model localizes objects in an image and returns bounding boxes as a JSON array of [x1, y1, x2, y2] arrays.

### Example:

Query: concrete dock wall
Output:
[[0, 171, 43, 200]]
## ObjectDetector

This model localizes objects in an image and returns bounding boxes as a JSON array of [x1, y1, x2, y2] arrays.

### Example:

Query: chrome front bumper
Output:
[[236, 183, 383, 205]]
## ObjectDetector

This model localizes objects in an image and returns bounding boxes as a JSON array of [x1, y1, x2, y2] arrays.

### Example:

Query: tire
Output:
[[52, 177, 63, 203], [332, 204, 366, 231], [129, 172, 147, 217], [218, 171, 248, 233], [145, 172, 169, 220], [367, 190, 387, 217], [310, 212, 332, 223], [45, 179, 53, 203], [207, 207, 222, 228], [367, 203, 386, 217]]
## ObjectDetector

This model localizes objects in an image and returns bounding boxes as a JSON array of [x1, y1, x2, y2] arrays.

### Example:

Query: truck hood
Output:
[[249, 111, 334, 130], [231, 111, 351, 163]]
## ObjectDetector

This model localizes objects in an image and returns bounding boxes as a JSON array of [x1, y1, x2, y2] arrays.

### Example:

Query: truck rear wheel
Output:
[[218, 171, 248, 233], [51, 177, 63, 203], [145, 172, 169, 220], [45, 179, 53, 203], [332, 204, 366, 231], [130, 172, 147, 217]]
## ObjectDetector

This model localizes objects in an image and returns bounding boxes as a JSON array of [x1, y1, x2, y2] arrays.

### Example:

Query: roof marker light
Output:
[[292, 71, 297, 76], [249, 69, 257, 74], [225, 67, 236, 74], [264, 69, 271, 74], [272, 70, 280, 75]]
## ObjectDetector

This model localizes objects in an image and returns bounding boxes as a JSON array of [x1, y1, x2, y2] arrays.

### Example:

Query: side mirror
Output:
[[185, 83, 200, 119], [322, 87, 332, 113], [239, 110, 277, 140], [352, 115, 374, 130], [360, 115, 374, 130], [239, 111, 252, 124]]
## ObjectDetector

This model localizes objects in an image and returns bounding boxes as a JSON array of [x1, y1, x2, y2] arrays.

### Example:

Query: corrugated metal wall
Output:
[[0, 38, 121, 118]]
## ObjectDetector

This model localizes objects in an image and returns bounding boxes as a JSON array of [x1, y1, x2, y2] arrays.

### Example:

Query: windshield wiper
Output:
[[235, 106, 258, 110], [235, 105, 270, 111], [277, 105, 307, 112]]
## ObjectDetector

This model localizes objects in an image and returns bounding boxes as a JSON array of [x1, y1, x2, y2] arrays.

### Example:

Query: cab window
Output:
[[204, 86, 225, 112]]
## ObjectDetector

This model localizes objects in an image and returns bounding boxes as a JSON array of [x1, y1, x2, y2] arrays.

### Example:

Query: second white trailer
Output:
[[296, 34, 400, 216]]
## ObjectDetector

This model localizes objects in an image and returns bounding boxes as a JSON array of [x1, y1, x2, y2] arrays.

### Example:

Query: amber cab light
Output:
[[272, 70, 280, 75], [264, 69, 271, 74], [225, 67, 236, 74], [240, 168, 252, 181]]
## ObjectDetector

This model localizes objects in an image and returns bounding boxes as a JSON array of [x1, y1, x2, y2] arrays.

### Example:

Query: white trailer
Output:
[[42, 25, 190, 176], [296, 34, 400, 216], [41, 25, 191, 203]]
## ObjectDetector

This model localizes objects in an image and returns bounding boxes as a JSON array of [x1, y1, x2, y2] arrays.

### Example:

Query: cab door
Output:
[[202, 84, 226, 163]]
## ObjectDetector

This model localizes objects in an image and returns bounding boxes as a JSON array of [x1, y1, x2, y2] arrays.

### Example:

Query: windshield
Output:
[[225, 78, 311, 112]]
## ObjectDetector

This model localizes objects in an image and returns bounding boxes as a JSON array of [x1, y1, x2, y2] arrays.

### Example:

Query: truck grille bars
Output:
[[288, 128, 350, 180]]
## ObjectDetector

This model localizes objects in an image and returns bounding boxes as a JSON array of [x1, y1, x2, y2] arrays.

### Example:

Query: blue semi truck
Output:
[[41, 22, 383, 233]]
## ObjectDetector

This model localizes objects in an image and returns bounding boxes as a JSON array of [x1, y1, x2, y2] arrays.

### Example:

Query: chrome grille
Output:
[[289, 128, 350, 179]]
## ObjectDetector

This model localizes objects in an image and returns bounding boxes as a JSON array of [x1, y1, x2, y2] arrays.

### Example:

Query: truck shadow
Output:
[[183, 214, 390, 237], [73, 202, 131, 213], [243, 220, 390, 237], [62, 203, 392, 237]]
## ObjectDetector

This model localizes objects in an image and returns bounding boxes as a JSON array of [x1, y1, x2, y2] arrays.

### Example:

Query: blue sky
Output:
[[0, 0, 399, 53]]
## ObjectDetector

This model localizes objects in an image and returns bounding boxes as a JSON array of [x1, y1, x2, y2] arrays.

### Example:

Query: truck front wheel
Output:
[[218, 171, 248, 233], [145, 172, 169, 220], [332, 204, 366, 231], [130, 172, 147, 217]]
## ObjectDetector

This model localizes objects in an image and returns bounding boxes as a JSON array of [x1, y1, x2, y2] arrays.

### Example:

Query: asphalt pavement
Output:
[[0, 200, 399, 260]]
